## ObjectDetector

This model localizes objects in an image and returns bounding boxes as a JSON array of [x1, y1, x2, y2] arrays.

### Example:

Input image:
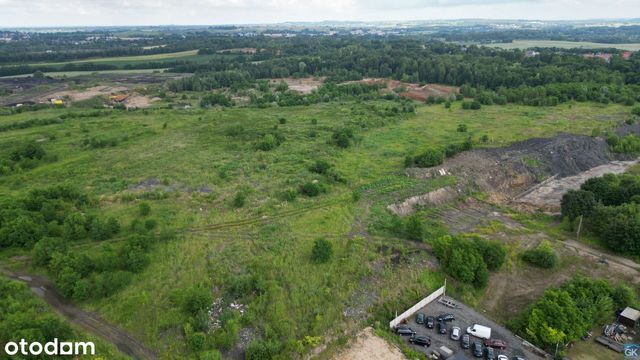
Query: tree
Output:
[[63, 213, 87, 241], [311, 238, 333, 263], [32, 237, 67, 266], [561, 190, 596, 221]]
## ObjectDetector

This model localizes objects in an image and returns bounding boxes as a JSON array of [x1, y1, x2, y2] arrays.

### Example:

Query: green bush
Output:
[[404, 215, 424, 241], [521, 241, 559, 268], [411, 148, 444, 168], [300, 182, 324, 197], [138, 202, 151, 216], [233, 191, 246, 208], [311, 238, 334, 263]]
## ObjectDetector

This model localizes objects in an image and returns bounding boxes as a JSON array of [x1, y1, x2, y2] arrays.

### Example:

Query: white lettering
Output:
[[29, 342, 43, 356], [4, 342, 18, 356], [75, 342, 95, 355], [60, 342, 73, 355], [19, 339, 28, 355], [45, 338, 58, 355]]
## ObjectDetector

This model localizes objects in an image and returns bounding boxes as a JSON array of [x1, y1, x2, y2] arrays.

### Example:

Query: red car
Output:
[[483, 339, 507, 350]]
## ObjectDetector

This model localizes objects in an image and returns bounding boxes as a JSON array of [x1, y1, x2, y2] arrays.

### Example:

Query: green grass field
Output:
[[0, 49, 223, 71], [488, 40, 640, 51], [0, 99, 631, 358]]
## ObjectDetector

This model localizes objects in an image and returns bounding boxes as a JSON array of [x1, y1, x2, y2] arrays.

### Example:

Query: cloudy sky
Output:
[[0, 0, 638, 27]]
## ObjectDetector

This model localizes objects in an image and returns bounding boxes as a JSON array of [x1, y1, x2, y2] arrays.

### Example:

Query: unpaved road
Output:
[[0, 267, 156, 360], [515, 160, 638, 211]]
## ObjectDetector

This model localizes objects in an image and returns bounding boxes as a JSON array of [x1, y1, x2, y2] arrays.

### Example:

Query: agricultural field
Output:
[[488, 40, 640, 51]]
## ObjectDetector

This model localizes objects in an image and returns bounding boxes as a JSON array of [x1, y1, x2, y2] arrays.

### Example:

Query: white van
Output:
[[466, 324, 491, 340]]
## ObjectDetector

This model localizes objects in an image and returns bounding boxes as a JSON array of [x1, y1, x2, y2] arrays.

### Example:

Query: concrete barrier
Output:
[[389, 285, 445, 329]]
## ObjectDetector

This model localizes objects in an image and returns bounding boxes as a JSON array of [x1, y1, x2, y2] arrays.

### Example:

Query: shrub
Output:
[[10, 142, 46, 161], [233, 191, 246, 208], [139, 202, 151, 216], [311, 238, 334, 263], [412, 149, 444, 168], [331, 128, 354, 148], [246, 340, 281, 360], [63, 212, 87, 240], [182, 285, 212, 316], [309, 160, 332, 174], [300, 182, 324, 197], [404, 215, 424, 241], [33, 237, 68, 266], [461, 100, 481, 110], [521, 241, 559, 268], [200, 93, 231, 107], [256, 134, 280, 151], [457, 123, 468, 132]]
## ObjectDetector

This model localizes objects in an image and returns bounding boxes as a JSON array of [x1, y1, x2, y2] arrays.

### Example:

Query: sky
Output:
[[0, 0, 638, 27]]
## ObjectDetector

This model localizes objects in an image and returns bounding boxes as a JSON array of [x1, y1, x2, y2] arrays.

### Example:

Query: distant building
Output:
[[622, 51, 633, 60], [524, 50, 540, 58], [583, 52, 612, 63]]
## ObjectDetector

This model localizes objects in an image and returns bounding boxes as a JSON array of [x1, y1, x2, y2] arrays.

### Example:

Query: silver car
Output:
[[450, 326, 461, 340]]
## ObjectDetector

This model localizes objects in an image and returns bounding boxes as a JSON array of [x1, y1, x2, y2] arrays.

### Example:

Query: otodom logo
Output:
[[625, 344, 640, 359], [3, 339, 95, 356]]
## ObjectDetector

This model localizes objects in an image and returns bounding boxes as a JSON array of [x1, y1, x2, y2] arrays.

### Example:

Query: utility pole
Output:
[[576, 215, 583, 239]]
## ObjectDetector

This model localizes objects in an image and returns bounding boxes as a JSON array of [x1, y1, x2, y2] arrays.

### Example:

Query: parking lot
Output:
[[399, 297, 543, 359]]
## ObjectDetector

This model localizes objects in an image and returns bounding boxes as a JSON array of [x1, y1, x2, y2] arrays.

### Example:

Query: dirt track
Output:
[[0, 268, 156, 360]]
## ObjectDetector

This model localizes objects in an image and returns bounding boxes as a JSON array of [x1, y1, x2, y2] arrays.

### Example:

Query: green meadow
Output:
[[0, 100, 629, 357]]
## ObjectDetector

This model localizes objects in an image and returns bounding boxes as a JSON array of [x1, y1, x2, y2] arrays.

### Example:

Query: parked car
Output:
[[425, 315, 435, 329], [438, 320, 447, 334], [485, 346, 495, 360], [497, 355, 509, 360], [483, 339, 507, 350], [409, 335, 431, 347], [437, 313, 455, 322], [461, 334, 471, 349], [395, 326, 416, 336], [416, 312, 426, 324], [471, 342, 483, 358], [450, 326, 461, 340], [512, 357, 526, 360]]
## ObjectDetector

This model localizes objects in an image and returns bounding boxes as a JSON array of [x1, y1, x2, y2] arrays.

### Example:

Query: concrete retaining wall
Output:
[[389, 285, 445, 329]]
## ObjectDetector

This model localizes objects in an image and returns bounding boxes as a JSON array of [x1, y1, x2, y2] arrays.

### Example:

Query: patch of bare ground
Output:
[[268, 77, 325, 94], [40, 85, 129, 102], [123, 93, 157, 109], [387, 186, 459, 216], [332, 327, 406, 360], [514, 160, 637, 213], [407, 133, 635, 206], [345, 78, 459, 101]]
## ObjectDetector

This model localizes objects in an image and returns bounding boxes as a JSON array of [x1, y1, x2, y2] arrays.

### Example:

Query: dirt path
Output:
[[0, 267, 156, 360], [561, 239, 640, 279]]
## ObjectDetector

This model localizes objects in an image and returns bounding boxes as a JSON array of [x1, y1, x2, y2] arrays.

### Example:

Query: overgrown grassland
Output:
[[0, 100, 628, 358]]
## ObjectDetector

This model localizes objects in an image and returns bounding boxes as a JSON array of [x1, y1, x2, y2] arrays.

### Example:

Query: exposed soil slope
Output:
[[407, 133, 636, 205]]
